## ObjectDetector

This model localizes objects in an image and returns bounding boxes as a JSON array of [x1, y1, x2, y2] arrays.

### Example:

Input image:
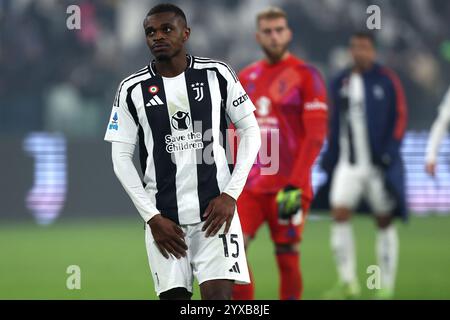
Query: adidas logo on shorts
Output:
[[229, 262, 240, 273]]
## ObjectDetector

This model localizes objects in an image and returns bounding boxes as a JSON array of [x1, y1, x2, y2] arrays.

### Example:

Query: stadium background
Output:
[[1, 0, 449, 299]]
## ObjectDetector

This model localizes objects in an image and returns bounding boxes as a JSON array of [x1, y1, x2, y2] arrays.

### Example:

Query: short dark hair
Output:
[[146, 3, 187, 25], [351, 31, 376, 45]]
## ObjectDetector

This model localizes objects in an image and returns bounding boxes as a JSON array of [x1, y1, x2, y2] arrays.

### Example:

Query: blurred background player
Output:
[[232, 7, 328, 300], [321, 32, 408, 299], [425, 86, 450, 176]]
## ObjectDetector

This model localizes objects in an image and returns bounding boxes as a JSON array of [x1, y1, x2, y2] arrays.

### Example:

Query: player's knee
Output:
[[202, 289, 231, 300], [159, 287, 192, 300], [200, 280, 233, 300], [332, 207, 352, 222], [375, 215, 393, 229]]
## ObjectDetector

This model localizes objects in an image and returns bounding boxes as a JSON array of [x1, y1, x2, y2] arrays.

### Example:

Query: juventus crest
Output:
[[191, 82, 204, 101]]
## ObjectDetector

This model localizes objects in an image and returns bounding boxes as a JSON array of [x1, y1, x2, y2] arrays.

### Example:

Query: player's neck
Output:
[[154, 51, 188, 78], [353, 62, 374, 74], [265, 51, 291, 65]]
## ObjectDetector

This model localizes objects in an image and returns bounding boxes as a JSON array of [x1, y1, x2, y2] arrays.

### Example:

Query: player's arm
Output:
[[105, 83, 186, 259], [202, 65, 261, 237], [111, 142, 187, 259], [277, 67, 328, 218], [320, 77, 341, 174], [379, 69, 408, 169], [111, 141, 159, 222], [425, 87, 450, 176], [223, 114, 260, 201]]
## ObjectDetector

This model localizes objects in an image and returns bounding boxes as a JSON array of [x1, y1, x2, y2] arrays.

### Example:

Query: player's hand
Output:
[[147, 214, 187, 259], [276, 185, 302, 219], [202, 193, 236, 237], [425, 162, 436, 177]]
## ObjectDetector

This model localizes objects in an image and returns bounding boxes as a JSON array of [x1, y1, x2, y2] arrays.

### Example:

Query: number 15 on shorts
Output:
[[219, 234, 240, 258]]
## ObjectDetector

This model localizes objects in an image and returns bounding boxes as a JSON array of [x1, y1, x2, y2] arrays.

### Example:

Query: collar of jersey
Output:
[[148, 54, 194, 77], [262, 53, 299, 68]]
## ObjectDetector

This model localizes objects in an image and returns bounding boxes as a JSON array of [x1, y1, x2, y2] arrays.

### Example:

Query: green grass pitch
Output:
[[1, 213, 449, 299]]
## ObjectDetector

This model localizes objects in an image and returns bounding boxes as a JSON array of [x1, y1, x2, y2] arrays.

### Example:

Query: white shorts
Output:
[[330, 162, 395, 214], [144, 212, 250, 296]]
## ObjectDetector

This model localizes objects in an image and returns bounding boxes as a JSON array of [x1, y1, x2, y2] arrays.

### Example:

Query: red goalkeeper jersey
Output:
[[239, 54, 328, 203]]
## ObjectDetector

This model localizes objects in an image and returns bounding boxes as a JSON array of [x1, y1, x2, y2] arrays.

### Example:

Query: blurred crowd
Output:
[[1, 0, 449, 137]]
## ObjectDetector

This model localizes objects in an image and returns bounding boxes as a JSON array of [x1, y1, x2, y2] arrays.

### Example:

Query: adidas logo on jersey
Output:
[[146, 95, 164, 107], [229, 262, 240, 273]]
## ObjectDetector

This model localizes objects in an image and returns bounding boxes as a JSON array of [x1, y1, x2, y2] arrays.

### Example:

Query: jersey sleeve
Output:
[[104, 83, 138, 145], [379, 67, 408, 166], [288, 66, 328, 193], [301, 66, 328, 117], [426, 86, 450, 163], [223, 65, 256, 124], [437, 87, 450, 118]]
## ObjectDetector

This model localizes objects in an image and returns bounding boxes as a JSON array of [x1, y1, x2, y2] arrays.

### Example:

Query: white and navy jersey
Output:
[[338, 72, 372, 167], [104, 55, 255, 225]]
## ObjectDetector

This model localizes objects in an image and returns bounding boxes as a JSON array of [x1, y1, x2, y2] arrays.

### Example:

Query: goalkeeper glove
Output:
[[276, 185, 302, 219]]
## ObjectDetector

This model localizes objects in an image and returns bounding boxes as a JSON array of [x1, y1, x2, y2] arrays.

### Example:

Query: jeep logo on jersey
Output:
[[232, 93, 249, 107], [171, 111, 191, 131], [191, 82, 204, 101]]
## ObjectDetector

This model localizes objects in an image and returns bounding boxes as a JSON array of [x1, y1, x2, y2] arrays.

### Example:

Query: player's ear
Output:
[[183, 27, 191, 42]]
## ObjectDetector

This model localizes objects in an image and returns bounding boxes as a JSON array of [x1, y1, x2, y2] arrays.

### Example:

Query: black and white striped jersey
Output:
[[105, 55, 256, 225]]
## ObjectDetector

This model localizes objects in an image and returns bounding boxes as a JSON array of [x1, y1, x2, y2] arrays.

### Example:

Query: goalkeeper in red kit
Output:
[[232, 7, 328, 300]]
